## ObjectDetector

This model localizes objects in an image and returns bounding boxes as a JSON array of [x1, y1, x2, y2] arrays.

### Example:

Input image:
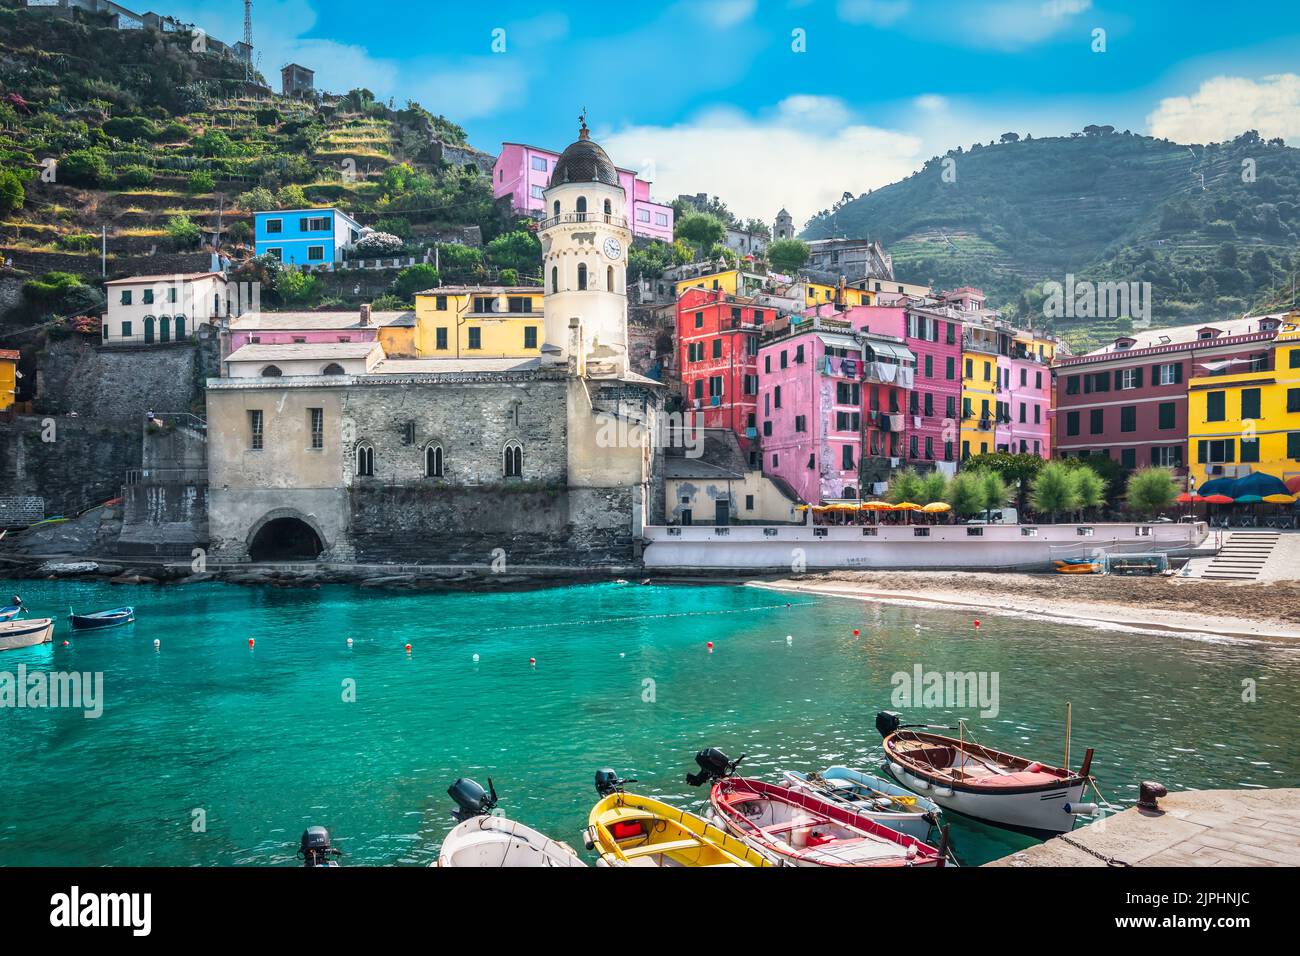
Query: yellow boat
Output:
[[584, 772, 775, 867]]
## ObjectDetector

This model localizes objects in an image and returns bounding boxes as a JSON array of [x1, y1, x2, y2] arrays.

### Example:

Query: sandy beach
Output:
[[751, 570, 1300, 643]]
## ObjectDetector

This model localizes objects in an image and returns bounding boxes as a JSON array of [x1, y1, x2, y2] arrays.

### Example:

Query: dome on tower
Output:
[[551, 117, 619, 188]]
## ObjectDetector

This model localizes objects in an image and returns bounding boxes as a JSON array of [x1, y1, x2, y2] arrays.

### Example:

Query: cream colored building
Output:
[[103, 272, 230, 346], [664, 429, 802, 525]]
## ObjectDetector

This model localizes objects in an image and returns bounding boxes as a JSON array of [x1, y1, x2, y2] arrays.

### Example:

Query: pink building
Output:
[[225, 306, 412, 352], [758, 313, 913, 504], [492, 142, 673, 241], [807, 303, 965, 470], [1005, 344, 1052, 458]]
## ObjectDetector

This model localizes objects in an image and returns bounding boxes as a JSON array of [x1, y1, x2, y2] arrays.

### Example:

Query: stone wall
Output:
[[36, 335, 218, 424], [117, 480, 209, 556], [0, 414, 140, 515]]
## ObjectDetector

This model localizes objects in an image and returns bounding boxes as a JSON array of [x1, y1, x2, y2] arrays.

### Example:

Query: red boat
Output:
[[685, 749, 948, 868]]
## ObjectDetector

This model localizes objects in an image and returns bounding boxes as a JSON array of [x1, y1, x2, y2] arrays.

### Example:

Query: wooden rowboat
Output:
[[585, 769, 774, 867], [0, 605, 22, 622], [876, 711, 1092, 837], [0, 618, 55, 652], [68, 606, 135, 631], [781, 766, 941, 840], [686, 749, 947, 867]]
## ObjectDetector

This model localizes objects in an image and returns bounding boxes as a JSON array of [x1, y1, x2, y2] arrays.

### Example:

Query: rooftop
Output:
[[415, 286, 544, 296], [105, 272, 224, 285], [230, 311, 414, 331], [1084, 314, 1285, 356], [225, 342, 381, 362]]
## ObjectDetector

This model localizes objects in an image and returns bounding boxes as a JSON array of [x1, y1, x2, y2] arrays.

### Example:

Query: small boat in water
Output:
[[436, 777, 586, 867], [1, 595, 25, 622], [688, 749, 948, 868], [67, 606, 135, 631], [0, 618, 55, 652], [876, 711, 1094, 837], [585, 768, 774, 867], [782, 765, 941, 841]]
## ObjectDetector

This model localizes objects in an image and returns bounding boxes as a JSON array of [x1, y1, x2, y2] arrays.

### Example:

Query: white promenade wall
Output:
[[643, 522, 1209, 570]]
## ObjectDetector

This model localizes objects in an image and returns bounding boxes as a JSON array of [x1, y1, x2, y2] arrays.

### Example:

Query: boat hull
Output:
[[884, 760, 1086, 837], [0, 619, 55, 652], [587, 791, 774, 867], [781, 769, 937, 841], [68, 607, 134, 631], [436, 815, 586, 867]]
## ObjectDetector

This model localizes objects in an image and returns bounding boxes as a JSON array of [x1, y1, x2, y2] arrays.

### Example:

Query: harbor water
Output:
[[1, 579, 1297, 866]]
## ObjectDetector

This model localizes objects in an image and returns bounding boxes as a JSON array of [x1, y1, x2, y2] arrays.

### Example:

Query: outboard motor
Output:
[[876, 711, 903, 739], [298, 826, 341, 867], [447, 777, 498, 822], [685, 748, 745, 787], [594, 768, 637, 797]]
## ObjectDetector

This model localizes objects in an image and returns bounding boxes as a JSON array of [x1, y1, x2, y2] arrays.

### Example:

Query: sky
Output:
[[166, 0, 1300, 229]]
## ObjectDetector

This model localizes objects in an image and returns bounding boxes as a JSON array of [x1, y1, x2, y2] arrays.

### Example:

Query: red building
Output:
[[677, 288, 773, 451]]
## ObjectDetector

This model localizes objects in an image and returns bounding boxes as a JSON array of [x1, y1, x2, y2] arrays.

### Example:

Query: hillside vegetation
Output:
[[0, 0, 538, 329], [804, 129, 1300, 348]]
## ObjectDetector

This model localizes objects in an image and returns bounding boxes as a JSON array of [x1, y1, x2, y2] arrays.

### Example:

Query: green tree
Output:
[[1030, 460, 1082, 522], [275, 269, 320, 306], [1074, 466, 1106, 515], [887, 468, 924, 504], [0, 169, 24, 216], [767, 238, 810, 273], [1126, 467, 1177, 517], [485, 230, 541, 276], [115, 165, 153, 188], [963, 451, 1043, 512], [276, 184, 308, 208], [978, 470, 1011, 516], [675, 212, 726, 253], [918, 470, 950, 505], [165, 214, 201, 249], [186, 171, 215, 195], [60, 150, 107, 188], [392, 264, 440, 302], [435, 243, 484, 282], [237, 186, 276, 211], [947, 471, 986, 517]]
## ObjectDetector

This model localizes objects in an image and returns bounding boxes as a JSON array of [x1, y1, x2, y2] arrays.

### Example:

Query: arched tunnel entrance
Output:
[[248, 517, 323, 562]]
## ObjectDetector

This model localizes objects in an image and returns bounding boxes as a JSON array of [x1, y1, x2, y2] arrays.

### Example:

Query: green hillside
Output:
[[803, 129, 1300, 349], [0, 0, 530, 330]]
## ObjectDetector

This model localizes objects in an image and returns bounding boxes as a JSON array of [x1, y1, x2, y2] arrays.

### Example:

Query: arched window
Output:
[[607, 266, 614, 291], [159, 315, 171, 343], [503, 440, 522, 478], [356, 442, 374, 477], [174, 315, 186, 339], [577, 263, 587, 291], [603, 198, 612, 215], [553, 200, 560, 217], [143, 315, 155, 344], [425, 443, 443, 478], [322, 363, 345, 375], [261, 364, 283, 377], [551, 266, 558, 293], [575, 196, 587, 221]]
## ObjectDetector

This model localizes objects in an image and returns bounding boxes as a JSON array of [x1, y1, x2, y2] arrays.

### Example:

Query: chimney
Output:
[[359, 304, 371, 326]]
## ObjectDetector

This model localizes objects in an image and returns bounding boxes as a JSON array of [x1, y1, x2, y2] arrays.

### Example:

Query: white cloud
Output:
[[1146, 74, 1300, 145], [604, 97, 923, 228], [952, 0, 1091, 49], [837, 0, 912, 27], [695, 0, 759, 29], [914, 94, 948, 113]]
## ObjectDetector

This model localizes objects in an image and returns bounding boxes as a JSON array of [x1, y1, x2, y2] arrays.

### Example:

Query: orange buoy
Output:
[[248, 638, 254, 648], [853, 629, 860, 637], [405, 643, 412, 652], [974, 619, 981, 630], [62, 640, 69, 647]]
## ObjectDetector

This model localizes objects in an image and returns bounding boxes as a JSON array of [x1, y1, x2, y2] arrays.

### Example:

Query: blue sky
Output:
[[168, 1, 1300, 226]]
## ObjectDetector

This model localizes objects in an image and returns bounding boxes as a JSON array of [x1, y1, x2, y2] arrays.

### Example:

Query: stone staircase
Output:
[[1201, 531, 1281, 581]]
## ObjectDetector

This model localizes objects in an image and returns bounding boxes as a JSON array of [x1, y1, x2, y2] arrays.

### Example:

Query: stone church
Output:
[[205, 122, 666, 565]]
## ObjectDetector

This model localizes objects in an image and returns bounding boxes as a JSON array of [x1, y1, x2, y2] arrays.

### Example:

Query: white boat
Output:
[[437, 814, 587, 867], [434, 776, 586, 868], [781, 766, 940, 840], [876, 712, 1092, 837], [0, 618, 54, 652]]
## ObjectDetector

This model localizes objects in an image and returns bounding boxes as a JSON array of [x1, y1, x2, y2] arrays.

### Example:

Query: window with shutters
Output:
[[1158, 402, 1176, 430], [1241, 388, 1261, 420], [1206, 390, 1226, 422], [1120, 406, 1137, 432]]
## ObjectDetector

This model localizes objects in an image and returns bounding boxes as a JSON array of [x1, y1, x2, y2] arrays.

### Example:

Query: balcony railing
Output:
[[539, 213, 628, 230]]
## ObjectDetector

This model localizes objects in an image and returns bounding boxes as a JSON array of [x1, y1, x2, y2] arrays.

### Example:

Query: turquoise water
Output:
[[1, 578, 1297, 867]]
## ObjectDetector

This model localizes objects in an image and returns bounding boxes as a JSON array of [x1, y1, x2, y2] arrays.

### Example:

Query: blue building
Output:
[[253, 208, 362, 267]]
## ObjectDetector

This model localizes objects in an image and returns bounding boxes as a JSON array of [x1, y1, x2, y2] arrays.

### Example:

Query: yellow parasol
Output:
[[1263, 493, 1297, 504], [921, 501, 951, 513], [861, 501, 895, 510], [894, 502, 922, 511]]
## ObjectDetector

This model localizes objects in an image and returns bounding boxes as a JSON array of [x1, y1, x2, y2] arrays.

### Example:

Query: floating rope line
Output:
[[477, 600, 820, 633]]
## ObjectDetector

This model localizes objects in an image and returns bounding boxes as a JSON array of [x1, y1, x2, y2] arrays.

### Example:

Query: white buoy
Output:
[[786, 634, 793, 644], [619, 652, 625, 658], [346, 638, 353, 647], [472, 653, 480, 662], [153, 639, 161, 649]]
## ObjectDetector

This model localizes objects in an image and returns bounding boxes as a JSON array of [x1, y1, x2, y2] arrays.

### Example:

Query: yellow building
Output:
[[0, 349, 18, 411], [389, 286, 546, 359], [960, 344, 1000, 459], [800, 279, 874, 309], [673, 267, 766, 299], [1187, 321, 1300, 488]]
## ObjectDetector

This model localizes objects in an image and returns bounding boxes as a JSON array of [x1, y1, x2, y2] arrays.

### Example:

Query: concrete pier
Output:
[[985, 788, 1300, 867]]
